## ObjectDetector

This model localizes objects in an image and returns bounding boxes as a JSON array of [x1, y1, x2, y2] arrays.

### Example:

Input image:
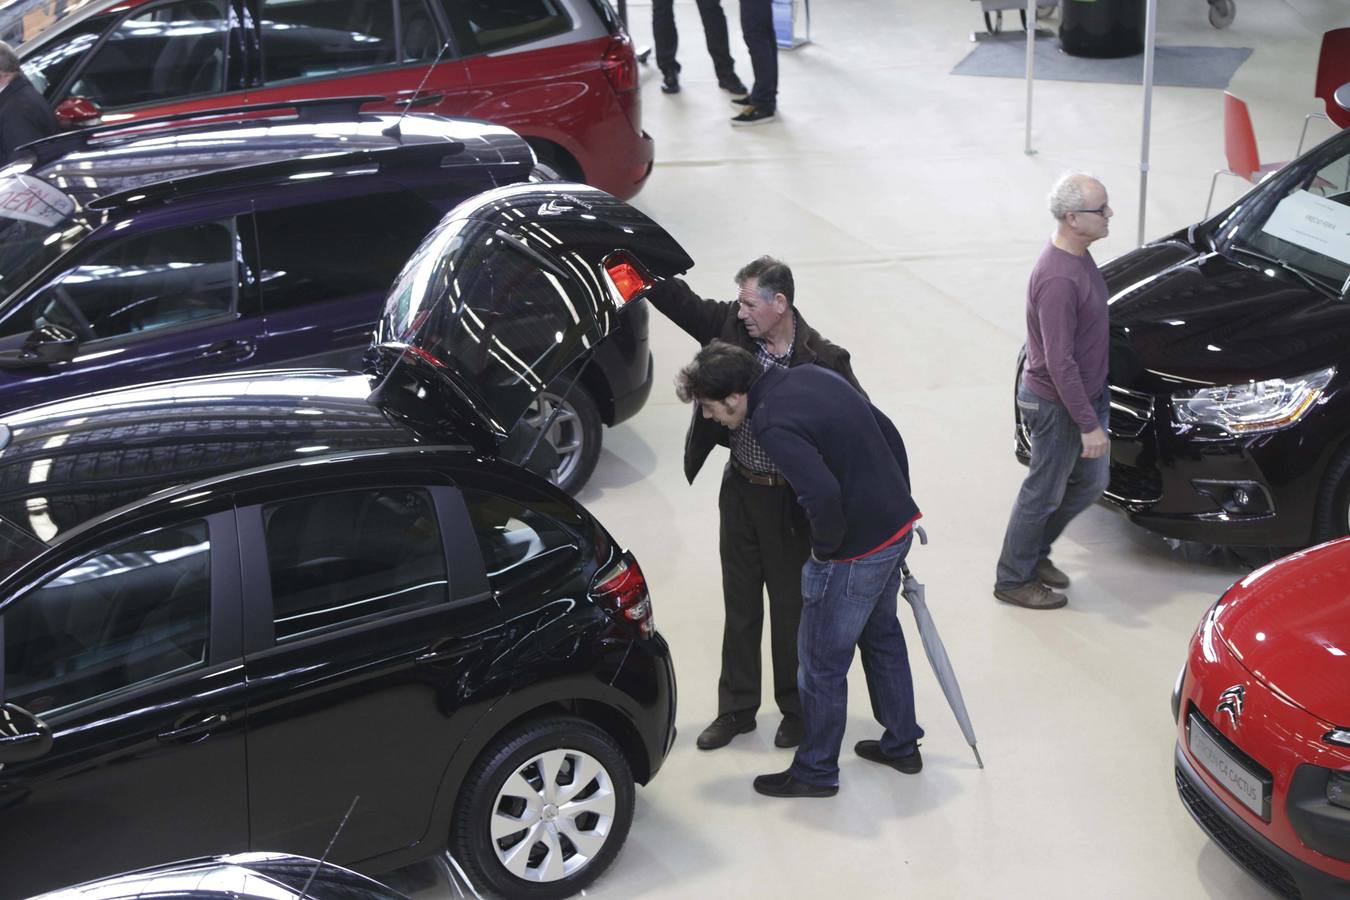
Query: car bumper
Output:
[[611, 351, 653, 426], [610, 630, 676, 783], [1176, 745, 1350, 900]]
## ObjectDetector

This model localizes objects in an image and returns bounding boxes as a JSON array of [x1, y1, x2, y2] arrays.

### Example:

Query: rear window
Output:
[[441, 0, 570, 55]]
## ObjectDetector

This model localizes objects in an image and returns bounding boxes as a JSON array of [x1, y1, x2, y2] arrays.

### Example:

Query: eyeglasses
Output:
[[1071, 204, 1111, 217]]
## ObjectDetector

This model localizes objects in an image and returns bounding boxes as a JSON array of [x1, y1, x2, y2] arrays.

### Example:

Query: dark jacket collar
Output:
[[747, 365, 789, 419]]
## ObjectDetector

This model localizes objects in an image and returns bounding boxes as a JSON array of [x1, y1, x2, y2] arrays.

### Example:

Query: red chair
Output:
[[1206, 92, 1285, 216], [1297, 27, 1350, 155]]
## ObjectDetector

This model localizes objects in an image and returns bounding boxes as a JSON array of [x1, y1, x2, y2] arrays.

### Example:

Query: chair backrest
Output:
[[1223, 91, 1261, 181], [1315, 28, 1350, 129]]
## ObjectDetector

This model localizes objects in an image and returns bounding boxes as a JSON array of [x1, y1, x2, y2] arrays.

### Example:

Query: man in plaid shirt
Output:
[[646, 256, 863, 751]]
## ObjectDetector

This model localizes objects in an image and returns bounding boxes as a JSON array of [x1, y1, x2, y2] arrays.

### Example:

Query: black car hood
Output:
[[1108, 247, 1347, 387]]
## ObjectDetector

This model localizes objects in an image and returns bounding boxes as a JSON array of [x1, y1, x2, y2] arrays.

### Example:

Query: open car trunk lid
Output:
[[366, 183, 693, 467]]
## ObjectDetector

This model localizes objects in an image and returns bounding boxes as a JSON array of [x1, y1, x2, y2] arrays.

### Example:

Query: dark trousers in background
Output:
[[652, 0, 738, 80], [717, 465, 807, 720], [738, 0, 778, 111]]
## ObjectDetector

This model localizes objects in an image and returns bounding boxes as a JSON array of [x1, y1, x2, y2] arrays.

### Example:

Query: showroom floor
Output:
[[395, 1, 1347, 897]]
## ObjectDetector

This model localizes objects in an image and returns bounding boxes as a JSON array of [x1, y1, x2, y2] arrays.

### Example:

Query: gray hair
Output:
[[1048, 171, 1098, 221], [0, 42, 18, 75]]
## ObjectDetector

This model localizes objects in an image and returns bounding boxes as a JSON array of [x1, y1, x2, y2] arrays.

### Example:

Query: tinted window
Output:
[[260, 0, 408, 82], [263, 488, 447, 640], [2, 521, 211, 716], [255, 193, 443, 314], [15, 220, 237, 343], [69, 0, 229, 108], [463, 489, 583, 593], [22, 16, 111, 100], [442, 0, 570, 55]]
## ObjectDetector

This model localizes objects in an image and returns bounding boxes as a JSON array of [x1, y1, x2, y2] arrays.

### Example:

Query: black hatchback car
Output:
[[0, 183, 688, 900], [1016, 129, 1350, 549], [0, 101, 654, 492]]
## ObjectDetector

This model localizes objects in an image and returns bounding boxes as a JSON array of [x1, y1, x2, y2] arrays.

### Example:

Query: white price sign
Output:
[[1260, 189, 1350, 267], [0, 174, 75, 228]]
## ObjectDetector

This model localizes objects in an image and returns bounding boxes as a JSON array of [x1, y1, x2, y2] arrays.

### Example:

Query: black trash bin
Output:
[[1060, 0, 1145, 58]]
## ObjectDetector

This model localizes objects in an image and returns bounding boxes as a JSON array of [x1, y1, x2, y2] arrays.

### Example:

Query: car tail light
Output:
[[601, 34, 638, 93], [602, 251, 653, 304], [590, 550, 653, 638]]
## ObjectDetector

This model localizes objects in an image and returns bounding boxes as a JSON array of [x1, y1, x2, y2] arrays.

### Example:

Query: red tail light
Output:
[[591, 551, 654, 638], [603, 251, 653, 304], [601, 34, 638, 93]]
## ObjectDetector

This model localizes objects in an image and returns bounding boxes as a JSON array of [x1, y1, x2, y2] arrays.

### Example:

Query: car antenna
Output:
[[384, 40, 452, 140], [298, 795, 360, 900]]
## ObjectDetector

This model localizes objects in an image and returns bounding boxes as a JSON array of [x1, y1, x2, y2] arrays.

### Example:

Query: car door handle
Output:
[[416, 638, 483, 665], [394, 93, 444, 108], [199, 339, 255, 361], [158, 712, 228, 743]]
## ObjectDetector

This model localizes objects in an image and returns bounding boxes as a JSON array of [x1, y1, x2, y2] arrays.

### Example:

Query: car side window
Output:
[[68, 0, 229, 108], [22, 16, 112, 101], [1, 521, 211, 717], [462, 489, 584, 594], [262, 488, 448, 641], [254, 193, 443, 314], [440, 0, 570, 55], [25, 220, 237, 343], [260, 0, 413, 82]]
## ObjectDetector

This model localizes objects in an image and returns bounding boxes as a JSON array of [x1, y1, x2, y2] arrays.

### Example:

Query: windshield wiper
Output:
[[1227, 243, 1339, 298]]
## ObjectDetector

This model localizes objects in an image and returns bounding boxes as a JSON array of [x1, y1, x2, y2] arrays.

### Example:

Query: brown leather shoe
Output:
[[696, 712, 756, 750], [994, 582, 1067, 610], [1034, 557, 1071, 589]]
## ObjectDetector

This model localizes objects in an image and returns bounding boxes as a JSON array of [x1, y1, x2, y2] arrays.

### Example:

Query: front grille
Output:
[[1176, 767, 1301, 899], [1106, 462, 1163, 504], [1108, 385, 1155, 439]]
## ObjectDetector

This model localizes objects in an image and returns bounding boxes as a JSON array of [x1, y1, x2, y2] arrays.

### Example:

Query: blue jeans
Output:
[[790, 534, 923, 787], [994, 383, 1110, 591], [739, 0, 777, 111]]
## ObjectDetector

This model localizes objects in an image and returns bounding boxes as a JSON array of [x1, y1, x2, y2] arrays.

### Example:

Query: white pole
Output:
[[1137, 0, 1157, 246], [1025, 0, 1037, 155]]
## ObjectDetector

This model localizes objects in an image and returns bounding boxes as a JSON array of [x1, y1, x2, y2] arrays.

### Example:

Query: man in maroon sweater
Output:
[[994, 172, 1113, 610]]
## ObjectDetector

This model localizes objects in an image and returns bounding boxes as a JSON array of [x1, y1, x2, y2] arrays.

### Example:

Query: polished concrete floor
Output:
[[404, 0, 1348, 896]]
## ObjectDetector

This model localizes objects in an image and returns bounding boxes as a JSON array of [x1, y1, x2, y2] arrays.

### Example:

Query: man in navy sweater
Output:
[[677, 341, 924, 797]]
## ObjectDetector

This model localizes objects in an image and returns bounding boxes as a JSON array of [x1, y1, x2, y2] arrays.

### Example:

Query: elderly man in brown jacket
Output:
[[647, 255, 862, 751]]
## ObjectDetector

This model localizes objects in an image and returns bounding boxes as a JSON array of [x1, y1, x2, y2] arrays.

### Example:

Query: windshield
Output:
[[0, 173, 87, 305], [1225, 138, 1350, 293], [0, 513, 47, 588]]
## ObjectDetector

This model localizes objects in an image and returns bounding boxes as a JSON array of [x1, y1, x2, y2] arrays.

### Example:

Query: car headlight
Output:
[[1173, 367, 1335, 435]]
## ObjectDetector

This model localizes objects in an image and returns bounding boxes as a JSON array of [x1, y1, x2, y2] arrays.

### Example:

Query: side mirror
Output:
[[54, 96, 102, 128], [0, 323, 80, 370], [0, 703, 52, 763]]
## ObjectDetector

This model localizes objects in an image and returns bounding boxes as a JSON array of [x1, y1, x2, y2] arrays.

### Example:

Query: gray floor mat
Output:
[[952, 36, 1252, 88]]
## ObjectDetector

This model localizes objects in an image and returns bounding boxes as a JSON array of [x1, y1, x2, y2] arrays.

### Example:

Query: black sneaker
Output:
[[854, 740, 923, 774], [696, 712, 756, 750], [729, 94, 750, 106], [718, 74, 748, 94], [731, 106, 776, 126], [660, 70, 680, 94], [752, 769, 838, 798], [774, 715, 804, 748]]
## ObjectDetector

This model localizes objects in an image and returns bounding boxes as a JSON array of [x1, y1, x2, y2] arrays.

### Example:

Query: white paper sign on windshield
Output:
[[0, 174, 75, 228], [1260, 189, 1350, 267]]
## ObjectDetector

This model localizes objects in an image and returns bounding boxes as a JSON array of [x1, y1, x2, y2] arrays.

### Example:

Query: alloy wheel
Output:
[[489, 748, 617, 883], [521, 393, 585, 488]]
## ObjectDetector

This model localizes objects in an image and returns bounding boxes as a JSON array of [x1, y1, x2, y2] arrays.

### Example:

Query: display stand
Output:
[[773, 0, 811, 50], [970, 0, 1056, 43]]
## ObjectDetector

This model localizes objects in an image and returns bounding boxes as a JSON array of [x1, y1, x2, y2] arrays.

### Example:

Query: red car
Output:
[[1174, 538, 1350, 899], [11, 0, 651, 198]]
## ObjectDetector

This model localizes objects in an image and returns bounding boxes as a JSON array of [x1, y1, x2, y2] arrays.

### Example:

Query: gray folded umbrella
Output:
[[901, 527, 984, 769]]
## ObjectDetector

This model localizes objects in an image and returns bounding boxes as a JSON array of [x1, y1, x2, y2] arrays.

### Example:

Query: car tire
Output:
[[524, 388, 602, 496], [1312, 444, 1350, 544], [450, 717, 635, 900]]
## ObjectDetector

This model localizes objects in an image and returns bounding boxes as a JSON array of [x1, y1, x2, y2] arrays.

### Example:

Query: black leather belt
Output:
[[731, 459, 788, 487]]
